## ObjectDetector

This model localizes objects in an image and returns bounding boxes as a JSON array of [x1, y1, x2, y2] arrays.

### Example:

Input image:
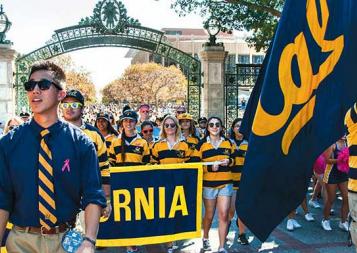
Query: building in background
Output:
[[125, 28, 265, 73]]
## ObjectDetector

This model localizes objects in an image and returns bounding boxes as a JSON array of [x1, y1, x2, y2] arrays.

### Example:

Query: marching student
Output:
[[178, 113, 200, 150], [108, 109, 150, 253], [3, 116, 24, 135], [94, 112, 119, 151], [227, 118, 249, 245], [61, 90, 112, 219], [151, 115, 194, 253], [140, 120, 158, 148], [191, 117, 236, 253], [0, 62, 105, 253], [322, 137, 349, 231]]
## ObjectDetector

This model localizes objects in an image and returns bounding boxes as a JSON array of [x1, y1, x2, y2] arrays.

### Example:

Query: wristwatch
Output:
[[82, 236, 96, 247]]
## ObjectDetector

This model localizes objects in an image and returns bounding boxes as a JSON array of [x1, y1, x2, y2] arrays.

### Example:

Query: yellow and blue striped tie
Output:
[[38, 129, 57, 229]]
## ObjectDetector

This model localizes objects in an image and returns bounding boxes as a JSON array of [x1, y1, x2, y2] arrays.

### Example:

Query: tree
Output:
[[170, 0, 284, 51], [51, 55, 96, 103], [102, 63, 187, 107], [66, 72, 97, 104]]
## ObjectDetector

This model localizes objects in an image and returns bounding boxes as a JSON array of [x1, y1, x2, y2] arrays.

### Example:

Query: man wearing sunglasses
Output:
[[0, 62, 105, 253], [61, 90, 112, 220]]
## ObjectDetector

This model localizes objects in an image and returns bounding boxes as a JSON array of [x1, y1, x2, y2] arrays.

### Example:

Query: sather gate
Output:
[[15, 0, 201, 118]]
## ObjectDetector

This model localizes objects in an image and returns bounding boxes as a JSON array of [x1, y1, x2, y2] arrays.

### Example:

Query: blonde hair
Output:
[[160, 115, 181, 141], [4, 116, 24, 134]]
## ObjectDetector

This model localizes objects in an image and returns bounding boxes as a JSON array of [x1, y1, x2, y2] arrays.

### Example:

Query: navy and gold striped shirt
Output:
[[191, 137, 236, 188], [151, 139, 193, 164], [104, 134, 117, 153], [345, 103, 357, 193], [182, 135, 200, 151], [109, 134, 150, 166], [232, 140, 248, 190], [81, 123, 110, 184]]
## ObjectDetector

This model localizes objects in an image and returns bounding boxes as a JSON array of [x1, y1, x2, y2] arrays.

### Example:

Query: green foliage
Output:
[[170, 0, 285, 51]]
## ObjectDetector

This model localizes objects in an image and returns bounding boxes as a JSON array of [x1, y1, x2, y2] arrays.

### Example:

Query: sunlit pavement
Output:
[[97, 191, 355, 253]]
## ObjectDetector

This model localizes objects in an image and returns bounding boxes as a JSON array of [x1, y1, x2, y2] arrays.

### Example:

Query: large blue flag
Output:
[[237, 0, 357, 241], [239, 41, 272, 138]]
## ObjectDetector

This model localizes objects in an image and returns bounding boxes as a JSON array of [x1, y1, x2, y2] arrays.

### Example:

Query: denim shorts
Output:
[[203, 184, 233, 199]]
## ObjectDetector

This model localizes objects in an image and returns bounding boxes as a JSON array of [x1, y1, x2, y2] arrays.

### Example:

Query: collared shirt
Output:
[[80, 122, 110, 184], [232, 140, 248, 190], [151, 138, 193, 164], [104, 134, 117, 151], [345, 103, 357, 192], [109, 133, 150, 166], [181, 134, 200, 151], [0, 119, 106, 227], [191, 136, 236, 188]]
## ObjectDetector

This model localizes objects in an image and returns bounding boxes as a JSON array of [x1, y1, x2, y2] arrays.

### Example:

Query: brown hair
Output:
[[29, 61, 66, 89]]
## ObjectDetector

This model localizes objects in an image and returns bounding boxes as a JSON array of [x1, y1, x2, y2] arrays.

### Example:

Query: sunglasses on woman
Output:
[[8, 125, 17, 130], [208, 122, 221, 128], [164, 123, 176, 129], [24, 79, 62, 91], [142, 129, 153, 134], [61, 102, 83, 110]]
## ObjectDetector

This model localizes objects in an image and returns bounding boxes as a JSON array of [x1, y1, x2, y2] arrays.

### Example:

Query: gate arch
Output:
[[15, 0, 201, 118]]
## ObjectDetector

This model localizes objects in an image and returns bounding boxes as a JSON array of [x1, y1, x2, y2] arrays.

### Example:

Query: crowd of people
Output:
[[0, 61, 356, 253], [81, 102, 181, 127]]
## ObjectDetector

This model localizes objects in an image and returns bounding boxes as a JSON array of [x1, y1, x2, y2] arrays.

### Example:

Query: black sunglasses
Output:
[[24, 79, 62, 91], [208, 122, 221, 128], [8, 125, 16, 130], [142, 129, 153, 134], [164, 123, 176, 128]]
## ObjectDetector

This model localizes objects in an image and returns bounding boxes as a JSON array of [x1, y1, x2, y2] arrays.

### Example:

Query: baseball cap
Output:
[[96, 112, 110, 122], [198, 117, 207, 123], [119, 110, 138, 122], [19, 112, 30, 118], [64, 89, 85, 105], [176, 106, 186, 113]]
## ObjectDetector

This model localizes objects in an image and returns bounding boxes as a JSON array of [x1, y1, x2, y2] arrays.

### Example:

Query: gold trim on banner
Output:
[[98, 163, 203, 247]]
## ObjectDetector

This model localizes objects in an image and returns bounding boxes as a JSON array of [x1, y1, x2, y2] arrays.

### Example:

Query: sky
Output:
[[1, 0, 205, 90]]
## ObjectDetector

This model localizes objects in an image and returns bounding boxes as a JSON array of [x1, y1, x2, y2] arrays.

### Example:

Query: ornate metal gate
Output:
[[225, 63, 262, 127], [15, 0, 201, 119]]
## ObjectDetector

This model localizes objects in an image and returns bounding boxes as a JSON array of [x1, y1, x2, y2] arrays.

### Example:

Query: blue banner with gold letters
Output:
[[96, 163, 203, 247], [237, 0, 357, 241]]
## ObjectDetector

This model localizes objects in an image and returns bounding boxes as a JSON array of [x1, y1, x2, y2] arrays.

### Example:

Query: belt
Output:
[[14, 221, 75, 235]]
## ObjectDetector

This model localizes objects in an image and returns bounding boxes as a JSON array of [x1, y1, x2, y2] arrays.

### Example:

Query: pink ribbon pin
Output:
[[62, 159, 70, 172]]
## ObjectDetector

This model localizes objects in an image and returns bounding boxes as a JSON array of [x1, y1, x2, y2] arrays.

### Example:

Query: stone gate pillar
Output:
[[199, 44, 227, 122], [0, 44, 17, 123]]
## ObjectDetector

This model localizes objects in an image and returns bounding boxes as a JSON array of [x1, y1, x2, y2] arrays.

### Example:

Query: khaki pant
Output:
[[6, 228, 66, 253], [349, 192, 357, 253], [75, 211, 85, 233]]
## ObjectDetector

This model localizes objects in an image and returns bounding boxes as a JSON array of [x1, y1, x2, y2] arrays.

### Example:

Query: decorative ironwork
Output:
[[0, 4, 12, 44], [204, 17, 222, 46], [15, 0, 201, 119], [79, 0, 140, 34], [224, 63, 262, 127]]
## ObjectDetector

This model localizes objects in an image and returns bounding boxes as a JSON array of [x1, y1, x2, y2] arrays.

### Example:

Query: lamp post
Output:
[[0, 5, 12, 44], [204, 17, 221, 46]]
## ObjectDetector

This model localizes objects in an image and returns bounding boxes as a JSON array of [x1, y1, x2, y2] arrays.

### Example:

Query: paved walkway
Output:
[[97, 190, 356, 253]]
